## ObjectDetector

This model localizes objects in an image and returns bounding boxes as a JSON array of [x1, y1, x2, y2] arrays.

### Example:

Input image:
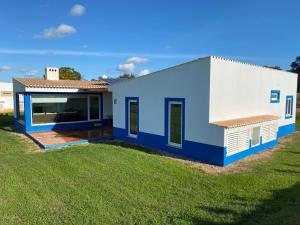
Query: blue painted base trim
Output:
[[224, 139, 278, 166], [113, 127, 225, 166], [113, 127, 284, 167], [278, 123, 296, 138], [26, 120, 103, 133]]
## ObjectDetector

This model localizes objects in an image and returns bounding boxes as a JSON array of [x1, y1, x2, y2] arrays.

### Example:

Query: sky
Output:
[[0, 0, 299, 82]]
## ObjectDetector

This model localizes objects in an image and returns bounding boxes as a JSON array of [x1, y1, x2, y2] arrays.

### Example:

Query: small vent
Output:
[[226, 128, 250, 156], [239, 129, 249, 151], [262, 123, 277, 143], [270, 123, 277, 140], [227, 132, 239, 155], [262, 124, 270, 143]]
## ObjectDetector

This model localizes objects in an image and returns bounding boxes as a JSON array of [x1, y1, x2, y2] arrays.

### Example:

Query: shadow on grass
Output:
[[0, 113, 23, 134], [175, 182, 300, 225]]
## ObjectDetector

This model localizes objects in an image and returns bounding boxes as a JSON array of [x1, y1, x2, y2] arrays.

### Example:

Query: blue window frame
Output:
[[285, 96, 293, 119], [270, 90, 280, 103]]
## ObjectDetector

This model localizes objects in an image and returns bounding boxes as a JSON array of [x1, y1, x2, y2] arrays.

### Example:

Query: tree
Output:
[[119, 74, 136, 79], [264, 66, 282, 70], [59, 67, 82, 80], [290, 56, 300, 92]]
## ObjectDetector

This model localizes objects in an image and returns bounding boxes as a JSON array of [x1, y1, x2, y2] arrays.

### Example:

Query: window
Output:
[[168, 102, 182, 147], [1, 91, 13, 97], [31, 94, 91, 125], [285, 96, 293, 119], [17, 94, 25, 123], [128, 100, 138, 137], [251, 126, 261, 147], [270, 90, 280, 103], [89, 96, 100, 120]]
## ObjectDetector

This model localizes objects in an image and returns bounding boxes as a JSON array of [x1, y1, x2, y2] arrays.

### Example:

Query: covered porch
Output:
[[28, 125, 113, 150]]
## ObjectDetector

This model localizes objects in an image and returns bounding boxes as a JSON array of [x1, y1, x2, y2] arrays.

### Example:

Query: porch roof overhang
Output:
[[14, 78, 109, 93], [210, 115, 280, 128]]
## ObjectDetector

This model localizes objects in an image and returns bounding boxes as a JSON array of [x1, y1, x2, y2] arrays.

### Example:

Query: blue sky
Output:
[[0, 0, 299, 82]]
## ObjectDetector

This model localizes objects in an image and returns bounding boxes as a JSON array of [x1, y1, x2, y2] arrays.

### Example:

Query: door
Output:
[[168, 101, 183, 147], [128, 100, 138, 137]]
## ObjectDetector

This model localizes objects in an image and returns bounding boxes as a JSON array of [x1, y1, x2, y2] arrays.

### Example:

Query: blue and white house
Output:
[[13, 57, 298, 166], [109, 56, 298, 166]]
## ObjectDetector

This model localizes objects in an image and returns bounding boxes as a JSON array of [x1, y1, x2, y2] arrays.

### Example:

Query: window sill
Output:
[[167, 144, 182, 149]]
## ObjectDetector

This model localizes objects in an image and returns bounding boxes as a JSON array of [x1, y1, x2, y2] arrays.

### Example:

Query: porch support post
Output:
[[24, 93, 32, 132]]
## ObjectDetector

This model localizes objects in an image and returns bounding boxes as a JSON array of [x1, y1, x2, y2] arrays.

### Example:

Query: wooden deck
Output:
[[28, 125, 113, 149]]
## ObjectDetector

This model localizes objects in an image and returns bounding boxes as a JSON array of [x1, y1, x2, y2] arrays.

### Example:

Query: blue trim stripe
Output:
[[224, 139, 278, 166], [113, 127, 225, 166], [278, 123, 295, 138]]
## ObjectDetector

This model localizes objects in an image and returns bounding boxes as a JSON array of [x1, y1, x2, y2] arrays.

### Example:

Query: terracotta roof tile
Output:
[[210, 115, 280, 128], [14, 78, 108, 90]]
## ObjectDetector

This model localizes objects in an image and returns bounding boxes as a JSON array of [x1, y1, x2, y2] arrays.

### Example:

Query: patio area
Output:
[[28, 125, 113, 150]]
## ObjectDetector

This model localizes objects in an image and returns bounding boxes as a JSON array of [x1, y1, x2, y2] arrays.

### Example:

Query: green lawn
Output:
[[0, 114, 299, 225]]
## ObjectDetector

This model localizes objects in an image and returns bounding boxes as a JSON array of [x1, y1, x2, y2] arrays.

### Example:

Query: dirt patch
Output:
[[163, 131, 299, 174]]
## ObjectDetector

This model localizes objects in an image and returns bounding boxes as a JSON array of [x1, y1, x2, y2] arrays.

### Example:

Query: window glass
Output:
[[18, 94, 25, 123], [169, 103, 182, 145], [252, 126, 260, 146], [129, 101, 137, 135], [285, 97, 293, 118], [32, 94, 88, 124], [89, 96, 100, 120]]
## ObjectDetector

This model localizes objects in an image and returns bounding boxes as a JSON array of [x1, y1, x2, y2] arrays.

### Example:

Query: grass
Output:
[[0, 114, 299, 225]]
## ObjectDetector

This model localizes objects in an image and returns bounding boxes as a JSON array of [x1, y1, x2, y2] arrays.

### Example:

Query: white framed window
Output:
[[251, 126, 261, 147], [168, 101, 183, 148], [270, 90, 280, 103], [128, 99, 138, 138], [285, 96, 293, 119]]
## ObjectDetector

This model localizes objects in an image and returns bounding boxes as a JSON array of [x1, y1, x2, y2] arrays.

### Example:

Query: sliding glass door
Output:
[[31, 94, 101, 125], [89, 95, 100, 120]]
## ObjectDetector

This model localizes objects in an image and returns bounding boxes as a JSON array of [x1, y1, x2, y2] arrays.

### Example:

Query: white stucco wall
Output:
[[209, 57, 298, 127], [0, 82, 13, 111], [110, 58, 225, 147]]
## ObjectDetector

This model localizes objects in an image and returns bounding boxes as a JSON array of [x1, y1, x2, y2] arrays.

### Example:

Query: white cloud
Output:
[[24, 70, 39, 76], [70, 4, 86, 16], [139, 69, 150, 76], [117, 63, 135, 73], [0, 65, 12, 72], [33, 24, 76, 39], [0, 48, 202, 59], [126, 57, 148, 64], [101, 75, 108, 79]]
